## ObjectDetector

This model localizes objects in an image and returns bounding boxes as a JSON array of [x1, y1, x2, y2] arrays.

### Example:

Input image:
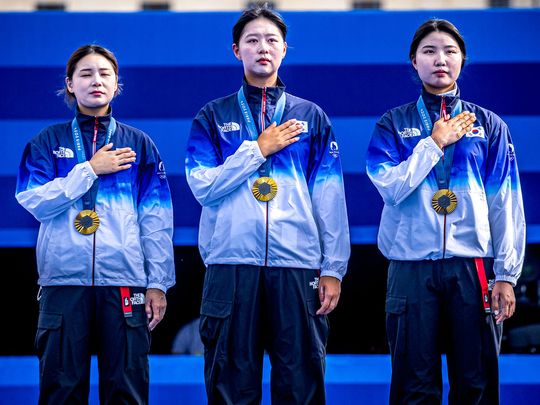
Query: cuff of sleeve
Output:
[[248, 140, 266, 164], [81, 161, 98, 180], [320, 270, 343, 282], [495, 275, 518, 287], [147, 283, 167, 293], [423, 136, 444, 158]]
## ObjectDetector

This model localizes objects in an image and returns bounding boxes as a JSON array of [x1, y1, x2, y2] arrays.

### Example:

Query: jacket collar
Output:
[[421, 85, 461, 114], [75, 107, 112, 129], [241, 76, 285, 105]]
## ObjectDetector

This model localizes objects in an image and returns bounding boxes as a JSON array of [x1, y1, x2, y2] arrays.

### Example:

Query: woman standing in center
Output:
[[185, 4, 350, 404]]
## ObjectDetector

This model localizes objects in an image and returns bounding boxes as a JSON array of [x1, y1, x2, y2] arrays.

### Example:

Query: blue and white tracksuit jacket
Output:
[[185, 80, 350, 280], [16, 111, 175, 292], [366, 87, 525, 285]]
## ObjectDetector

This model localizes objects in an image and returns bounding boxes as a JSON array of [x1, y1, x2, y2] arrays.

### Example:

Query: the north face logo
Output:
[[399, 128, 421, 138], [218, 122, 240, 133], [52, 147, 74, 158]]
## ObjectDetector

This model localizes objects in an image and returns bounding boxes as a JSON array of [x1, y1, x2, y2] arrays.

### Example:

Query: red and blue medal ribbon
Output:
[[474, 258, 491, 313]]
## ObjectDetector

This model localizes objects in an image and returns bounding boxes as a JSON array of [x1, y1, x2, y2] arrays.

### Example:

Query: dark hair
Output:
[[232, 2, 287, 45], [59, 44, 122, 107], [409, 19, 467, 67]]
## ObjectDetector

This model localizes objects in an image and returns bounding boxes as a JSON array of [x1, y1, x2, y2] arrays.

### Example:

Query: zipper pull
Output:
[[93, 117, 99, 155], [440, 96, 449, 121], [261, 87, 267, 131], [440, 96, 447, 159]]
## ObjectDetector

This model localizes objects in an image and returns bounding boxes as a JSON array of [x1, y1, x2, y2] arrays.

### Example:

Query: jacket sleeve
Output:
[[484, 117, 526, 286], [137, 135, 176, 293], [185, 108, 266, 206], [307, 110, 350, 281], [15, 137, 98, 222], [366, 113, 443, 206]]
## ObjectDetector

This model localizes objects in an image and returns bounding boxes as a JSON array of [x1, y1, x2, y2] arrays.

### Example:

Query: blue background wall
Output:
[[2, 9, 540, 246]]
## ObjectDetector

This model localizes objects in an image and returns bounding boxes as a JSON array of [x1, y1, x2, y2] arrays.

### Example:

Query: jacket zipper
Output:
[[440, 96, 447, 259], [261, 87, 270, 266], [92, 117, 98, 285], [442, 215, 447, 259]]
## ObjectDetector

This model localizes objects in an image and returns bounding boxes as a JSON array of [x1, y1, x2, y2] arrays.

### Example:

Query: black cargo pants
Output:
[[35, 286, 150, 405], [200, 264, 329, 405], [386, 258, 502, 405]]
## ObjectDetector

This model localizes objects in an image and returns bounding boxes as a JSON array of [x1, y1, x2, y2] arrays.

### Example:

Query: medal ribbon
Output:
[[71, 117, 116, 210], [474, 258, 491, 313], [237, 87, 286, 177], [416, 96, 462, 190]]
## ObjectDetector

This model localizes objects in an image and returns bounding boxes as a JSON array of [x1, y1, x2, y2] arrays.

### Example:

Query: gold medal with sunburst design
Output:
[[74, 210, 100, 234], [431, 189, 458, 215], [252, 177, 278, 202]]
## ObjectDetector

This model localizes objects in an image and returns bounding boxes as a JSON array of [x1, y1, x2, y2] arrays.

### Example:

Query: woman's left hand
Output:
[[316, 276, 341, 315], [491, 281, 516, 324], [145, 288, 167, 331]]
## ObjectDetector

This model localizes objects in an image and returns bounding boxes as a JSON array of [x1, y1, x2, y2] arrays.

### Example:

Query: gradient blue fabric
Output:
[[366, 87, 525, 284], [185, 80, 350, 279], [16, 111, 175, 291]]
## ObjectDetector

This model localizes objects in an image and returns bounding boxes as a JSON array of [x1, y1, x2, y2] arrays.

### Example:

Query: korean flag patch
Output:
[[298, 121, 309, 133], [465, 126, 485, 138]]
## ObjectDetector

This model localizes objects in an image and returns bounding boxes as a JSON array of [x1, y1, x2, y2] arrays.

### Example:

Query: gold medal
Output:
[[74, 210, 100, 234], [252, 177, 278, 201], [431, 189, 458, 215]]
